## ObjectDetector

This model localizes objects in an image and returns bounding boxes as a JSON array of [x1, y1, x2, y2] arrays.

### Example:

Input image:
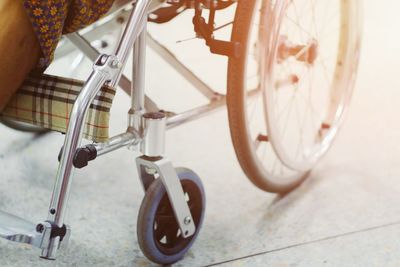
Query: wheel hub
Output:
[[277, 35, 318, 65]]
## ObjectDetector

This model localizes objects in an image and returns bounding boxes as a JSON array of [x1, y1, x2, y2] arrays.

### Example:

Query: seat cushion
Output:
[[1, 73, 115, 142]]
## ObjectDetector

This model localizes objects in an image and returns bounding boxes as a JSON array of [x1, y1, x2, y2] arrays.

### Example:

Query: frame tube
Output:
[[42, 0, 151, 260], [41, 67, 110, 259]]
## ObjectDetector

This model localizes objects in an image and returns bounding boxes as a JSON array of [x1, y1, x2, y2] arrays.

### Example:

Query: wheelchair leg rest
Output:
[[41, 54, 119, 260]]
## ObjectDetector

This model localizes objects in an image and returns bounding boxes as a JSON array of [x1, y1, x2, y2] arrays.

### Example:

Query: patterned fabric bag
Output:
[[22, 0, 115, 68]]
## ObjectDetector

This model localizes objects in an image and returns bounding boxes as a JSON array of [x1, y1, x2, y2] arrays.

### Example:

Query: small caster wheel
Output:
[[137, 167, 205, 265]]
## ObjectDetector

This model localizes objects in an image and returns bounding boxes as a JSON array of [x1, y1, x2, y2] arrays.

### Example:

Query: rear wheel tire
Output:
[[227, 0, 362, 193]]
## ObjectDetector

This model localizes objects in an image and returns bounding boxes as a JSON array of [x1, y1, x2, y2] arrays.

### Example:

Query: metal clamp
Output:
[[141, 112, 166, 157], [36, 222, 71, 250], [93, 54, 122, 82]]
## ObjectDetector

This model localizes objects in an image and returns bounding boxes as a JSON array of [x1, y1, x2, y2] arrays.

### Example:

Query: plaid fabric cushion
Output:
[[1, 73, 115, 142]]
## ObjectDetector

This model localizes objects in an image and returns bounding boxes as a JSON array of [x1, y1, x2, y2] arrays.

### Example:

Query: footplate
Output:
[[0, 210, 70, 251], [0, 210, 50, 248]]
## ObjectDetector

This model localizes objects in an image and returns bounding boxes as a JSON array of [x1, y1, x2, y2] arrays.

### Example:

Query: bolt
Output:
[[50, 208, 56, 215], [116, 16, 125, 24], [99, 55, 108, 65], [111, 59, 122, 69], [36, 224, 44, 233], [144, 166, 157, 175], [184, 216, 192, 225], [100, 40, 108, 49]]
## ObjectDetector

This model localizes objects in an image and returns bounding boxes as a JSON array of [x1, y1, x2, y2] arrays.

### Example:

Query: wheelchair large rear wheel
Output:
[[227, 0, 362, 193]]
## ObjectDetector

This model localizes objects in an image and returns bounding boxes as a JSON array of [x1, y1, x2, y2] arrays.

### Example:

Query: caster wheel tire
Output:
[[137, 167, 205, 265]]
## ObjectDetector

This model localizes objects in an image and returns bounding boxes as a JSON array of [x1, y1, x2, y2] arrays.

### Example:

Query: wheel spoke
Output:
[[165, 226, 180, 244]]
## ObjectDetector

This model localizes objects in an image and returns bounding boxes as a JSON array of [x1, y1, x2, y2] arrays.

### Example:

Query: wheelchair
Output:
[[0, 0, 362, 265]]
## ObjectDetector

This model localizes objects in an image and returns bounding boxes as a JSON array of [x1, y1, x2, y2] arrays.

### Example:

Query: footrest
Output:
[[0, 210, 44, 248], [1, 73, 116, 142]]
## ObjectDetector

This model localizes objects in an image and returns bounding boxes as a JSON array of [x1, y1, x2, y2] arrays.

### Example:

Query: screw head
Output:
[[144, 166, 157, 175], [36, 224, 44, 233], [184, 216, 192, 225], [111, 59, 122, 69], [116, 16, 125, 24], [99, 55, 108, 65]]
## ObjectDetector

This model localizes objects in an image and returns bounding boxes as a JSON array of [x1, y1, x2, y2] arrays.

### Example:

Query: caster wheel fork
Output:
[[136, 164, 206, 265]]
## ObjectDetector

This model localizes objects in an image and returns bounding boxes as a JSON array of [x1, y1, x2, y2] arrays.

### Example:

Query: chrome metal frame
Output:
[[0, 0, 231, 260]]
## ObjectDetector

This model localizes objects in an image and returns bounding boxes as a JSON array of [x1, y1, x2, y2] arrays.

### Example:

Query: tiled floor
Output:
[[1, 0, 400, 266]]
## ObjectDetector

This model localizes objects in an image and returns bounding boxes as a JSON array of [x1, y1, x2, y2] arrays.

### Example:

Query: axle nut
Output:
[[184, 216, 192, 225]]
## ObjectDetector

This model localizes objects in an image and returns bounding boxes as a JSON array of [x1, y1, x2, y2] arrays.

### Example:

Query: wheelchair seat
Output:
[[1, 73, 115, 142]]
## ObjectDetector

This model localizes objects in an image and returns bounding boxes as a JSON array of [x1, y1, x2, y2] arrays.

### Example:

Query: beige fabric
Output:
[[2, 73, 115, 142]]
